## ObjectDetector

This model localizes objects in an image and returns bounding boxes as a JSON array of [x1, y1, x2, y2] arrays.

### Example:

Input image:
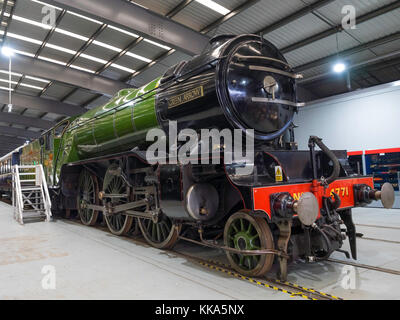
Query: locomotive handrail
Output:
[[236, 54, 291, 68], [309, 136, 341, 185], [249, 65, 303, 79]]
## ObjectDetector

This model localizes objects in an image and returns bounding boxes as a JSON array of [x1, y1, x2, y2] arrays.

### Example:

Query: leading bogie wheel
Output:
[[77, 169, 100, 226], [224, 211, 275, 277], [138, 216, 180, 249]]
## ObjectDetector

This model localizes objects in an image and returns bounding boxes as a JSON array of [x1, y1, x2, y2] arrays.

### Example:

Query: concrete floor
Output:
[[0, 202, 399, 300]]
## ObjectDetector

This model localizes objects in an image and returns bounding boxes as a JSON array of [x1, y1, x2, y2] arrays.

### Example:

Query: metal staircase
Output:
[[12, 165, 52, 224]]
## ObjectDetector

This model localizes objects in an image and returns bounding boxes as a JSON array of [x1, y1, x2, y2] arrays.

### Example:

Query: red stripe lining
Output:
[[365, 148, 400, 155], [347, 151, 363, 156]]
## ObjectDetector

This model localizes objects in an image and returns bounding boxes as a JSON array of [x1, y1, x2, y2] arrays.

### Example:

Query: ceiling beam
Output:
[[0, 54, 129, 96], [0, 126, 40, 139], [257, 0, 335, 36], [0, 112, 54, 129], [40, 0, 210, 56], [295, 31, 400, 72], [0, 91, 85, 116], [282, 1, 400, 54]]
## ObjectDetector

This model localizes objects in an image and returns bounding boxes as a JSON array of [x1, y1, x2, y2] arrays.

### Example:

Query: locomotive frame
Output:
[[0, 34, 394, 281]]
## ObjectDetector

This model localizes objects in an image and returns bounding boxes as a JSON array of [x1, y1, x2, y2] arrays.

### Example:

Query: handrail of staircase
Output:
[[13, 165, 24, 224], [37, 165, 52, 222]]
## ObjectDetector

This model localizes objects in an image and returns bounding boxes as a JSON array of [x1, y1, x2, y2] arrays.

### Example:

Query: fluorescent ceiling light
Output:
[[7, 32, 42, 45], [92, 40, 121, 52], [30, 0, 62, 11], [54, 28, 89, 41], [38, 55, 67, 66], [10, 15, 152, 63], [70, 65, 95, 73], [46, 43, 76, 55], [12, 15, 51, 30], [80, 53, 107, 64], [125, 52, 152, 63], [0, 86, 13, 92], [0, 70, 22, 77], [67, 11, 103, 25], [12, 49, 35, 57], [25, 76, 51, 83], [110, 64, 136, 74], [143, 39, 171, 50], [195, 0, 230, 15], [9, 31, 136, 73], [0, 78, 44, 90], [108, 25, 139, 38]]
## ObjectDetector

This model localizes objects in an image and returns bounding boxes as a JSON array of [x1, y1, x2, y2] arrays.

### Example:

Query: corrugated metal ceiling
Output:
[[0, 0, 398, 154]]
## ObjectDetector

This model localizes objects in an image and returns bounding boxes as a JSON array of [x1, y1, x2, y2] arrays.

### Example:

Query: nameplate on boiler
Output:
[[168, 86, 204, 109]]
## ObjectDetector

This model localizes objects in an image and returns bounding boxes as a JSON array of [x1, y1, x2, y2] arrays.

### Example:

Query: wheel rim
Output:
[[138, 216, 179, 249], [103, 174, 133, 236], [224, 212, 274, 276], [78, 170, 99, 226]]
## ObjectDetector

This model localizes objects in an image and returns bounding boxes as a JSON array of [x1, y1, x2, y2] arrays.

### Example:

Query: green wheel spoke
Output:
[[231, 224, 239, 233], [239, 219, 245, 232], [239, 255, 244, 267], [250, 234, 259, 241], [151, 222, 156, 240], [247, 221, 253, 233], [245, 256, 252, 269]]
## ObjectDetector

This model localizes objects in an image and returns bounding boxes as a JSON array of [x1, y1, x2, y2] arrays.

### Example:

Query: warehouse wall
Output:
[[294, 81, 400, 208], [294, 81, 400, 151]]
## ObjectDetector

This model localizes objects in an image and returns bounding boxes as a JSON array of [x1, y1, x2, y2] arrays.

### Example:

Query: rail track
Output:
[[356, 224, 400, 231], [59, 216, 341, 301], [326, 258, 400, 276], [355, 223, 400, 244], [2, 199, 398, 295]]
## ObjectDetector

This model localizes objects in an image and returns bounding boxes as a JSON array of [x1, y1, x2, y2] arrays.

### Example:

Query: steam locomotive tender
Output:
[[4, 34, 394, 280]]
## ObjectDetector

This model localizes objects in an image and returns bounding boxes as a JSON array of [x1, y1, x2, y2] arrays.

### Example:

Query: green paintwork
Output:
[[20, 77, 162, 186]]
